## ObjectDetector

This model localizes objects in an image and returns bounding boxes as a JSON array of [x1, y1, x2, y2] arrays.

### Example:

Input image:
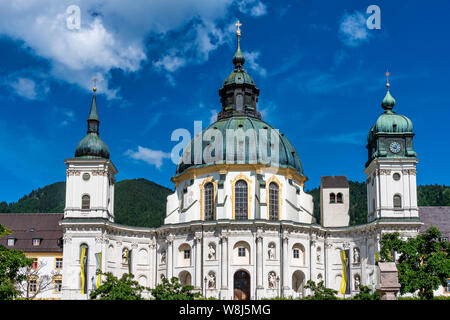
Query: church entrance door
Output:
[[233, 270, 250, 300]]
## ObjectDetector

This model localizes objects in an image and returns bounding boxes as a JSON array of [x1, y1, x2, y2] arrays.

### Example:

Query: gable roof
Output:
[[321, 176, 349, 189], [0, 213, 63, 252]]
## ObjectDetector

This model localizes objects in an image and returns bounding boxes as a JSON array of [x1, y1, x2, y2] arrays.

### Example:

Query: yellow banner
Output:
[[96, 252, 102, 289], [80, 247, 87, 294], [339, 250, 348, 294]]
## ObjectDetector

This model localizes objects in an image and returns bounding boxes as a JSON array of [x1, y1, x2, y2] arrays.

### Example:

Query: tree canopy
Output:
[[89, 272, 147, 300], [380, 227, 450, 299], [151, 277, 201, 300]]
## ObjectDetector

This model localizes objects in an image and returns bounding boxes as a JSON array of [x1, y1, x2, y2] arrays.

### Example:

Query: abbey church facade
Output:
[[59, 26, 422, 300]]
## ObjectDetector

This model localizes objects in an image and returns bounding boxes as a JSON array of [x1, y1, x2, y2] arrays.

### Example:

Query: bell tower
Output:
[[64, 86, 118, 222], [364, 73, 418, 223]]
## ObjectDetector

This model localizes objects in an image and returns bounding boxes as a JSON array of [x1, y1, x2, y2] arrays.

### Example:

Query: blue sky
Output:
[[0, 0, 449, 203]]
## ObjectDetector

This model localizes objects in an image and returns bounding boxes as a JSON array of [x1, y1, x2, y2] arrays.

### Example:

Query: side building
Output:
[[0, 213, 64, 299]]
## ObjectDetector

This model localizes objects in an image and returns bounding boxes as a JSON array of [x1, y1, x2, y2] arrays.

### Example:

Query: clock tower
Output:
[[364, 76, 418, 222]]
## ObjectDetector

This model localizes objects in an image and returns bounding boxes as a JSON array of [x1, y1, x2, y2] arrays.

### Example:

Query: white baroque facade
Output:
[[60, 31, 423, 300]]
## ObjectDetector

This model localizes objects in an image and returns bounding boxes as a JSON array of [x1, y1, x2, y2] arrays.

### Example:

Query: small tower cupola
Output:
[[75, 87, 110, 159], [217, 21, 261, 121]]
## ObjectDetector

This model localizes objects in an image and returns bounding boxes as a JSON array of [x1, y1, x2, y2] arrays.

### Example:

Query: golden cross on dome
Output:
[[385, 70, 390, 83], [235, 20, 242, 37]]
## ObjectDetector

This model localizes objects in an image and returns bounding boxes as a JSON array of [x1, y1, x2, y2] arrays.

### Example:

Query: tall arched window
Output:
[[81, 195, 90, 210], [268, 182, 279, 220], [329, 193, 336, 203], [336, 193, 343, 203], [393, 194, 402, 208], [204, 182, 214, 220], [235, 180, 248, 220]]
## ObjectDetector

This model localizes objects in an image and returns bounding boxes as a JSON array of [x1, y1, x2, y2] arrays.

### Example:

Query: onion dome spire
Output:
[[75, 85, 110, 159], [232, 20, 245, 69], [381, 71, 396, 112], [217, 20, 261, 121]]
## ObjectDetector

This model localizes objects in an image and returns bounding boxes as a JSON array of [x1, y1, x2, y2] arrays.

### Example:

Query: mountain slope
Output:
[[0, 179, 173, 228]]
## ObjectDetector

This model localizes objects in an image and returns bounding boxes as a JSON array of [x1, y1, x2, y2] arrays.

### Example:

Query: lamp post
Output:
[[204, 276, 207, 298]]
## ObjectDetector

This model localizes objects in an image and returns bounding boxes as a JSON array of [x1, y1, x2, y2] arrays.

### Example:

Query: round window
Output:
[[82, 173, 91, 181], [393, 173, 401, 181]]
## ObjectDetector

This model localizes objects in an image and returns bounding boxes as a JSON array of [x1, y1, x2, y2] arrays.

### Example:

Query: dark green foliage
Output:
[[2, 182, 66, 214], [0, 179, 173, 229], [352, 285, 380, 300], [380, 227, 450, 299], [417, 184, 450, 206], [151, 277, 202, 300], [114, 178, 173, 228], [89, 271, 147, 300], [307, 182, 449, 226], [303, 280, 338, 300], [0, 225, 34, 300]]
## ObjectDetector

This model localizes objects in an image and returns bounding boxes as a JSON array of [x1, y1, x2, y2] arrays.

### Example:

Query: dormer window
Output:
[[7, 237, 15, 246], [32, 238, 41, 246], [393, 124, 397, 132]]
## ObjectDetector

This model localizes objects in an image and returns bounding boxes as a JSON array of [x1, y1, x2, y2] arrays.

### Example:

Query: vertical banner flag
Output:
[[80, 245, 88, 294], [127, 249, 132, 274], [339, 249, 351, 295], [94, 252, 102, 289]]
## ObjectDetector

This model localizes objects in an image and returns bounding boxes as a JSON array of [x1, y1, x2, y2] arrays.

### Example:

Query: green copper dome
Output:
[[368, 87, 413, 141], [75, 90, 110, 159], [175, 117, 304, 176]]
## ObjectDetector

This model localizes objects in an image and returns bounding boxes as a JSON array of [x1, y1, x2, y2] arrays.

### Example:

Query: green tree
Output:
[[352, 285, 380, 300], [303, 280, 338, 300], [151, 277, 201, 300], [0, 224, 33, 300], [89, 272, 147, 300], [380, 227, 450, 299]]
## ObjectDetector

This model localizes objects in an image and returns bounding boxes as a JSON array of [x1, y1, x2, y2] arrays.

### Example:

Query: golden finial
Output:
[[92, 77, 97, 92], [385, 70, 390, 90], [235, 20, 242, 37]]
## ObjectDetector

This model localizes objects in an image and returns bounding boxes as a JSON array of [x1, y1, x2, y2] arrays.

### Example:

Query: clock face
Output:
[[389, 142, 401, 154]]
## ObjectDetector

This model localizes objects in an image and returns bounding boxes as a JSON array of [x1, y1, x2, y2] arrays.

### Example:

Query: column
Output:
[[195, 233, 202, 289], [149, 239, 156, 289], [282, 235, 289, 292], [220, 234, 228, 289], [166, 235, 174, 279], [256, 234, 263, 289]]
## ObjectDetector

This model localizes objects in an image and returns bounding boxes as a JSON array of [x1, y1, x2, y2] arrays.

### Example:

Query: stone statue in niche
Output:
[[316, 248, 321, 263], [317, 273, 323, 283], [207, 272, 216, 289], [268, 271, 277, 289], [353, 247, 360, 264], [354, 274, 360, 291], [268, 243, 275, 260], [161, 250, 166, 264], [122, 249, 128, 264], [208, 244, 216, 260]]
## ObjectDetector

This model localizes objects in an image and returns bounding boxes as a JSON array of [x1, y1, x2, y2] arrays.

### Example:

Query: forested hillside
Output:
[[0, 179, 173, 228], [306, 182, 450, 225], [0, 180, 448, 228]]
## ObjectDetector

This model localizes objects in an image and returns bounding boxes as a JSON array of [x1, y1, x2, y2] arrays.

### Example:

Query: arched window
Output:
[[393, 194, 402, 208], [329, 193, 336, 203], [235, 180, 248, 220], [204, 182, 214, 220], [268, 182, 279, 220], [336, 193, 343, 203], [82, 195, 90, 210]]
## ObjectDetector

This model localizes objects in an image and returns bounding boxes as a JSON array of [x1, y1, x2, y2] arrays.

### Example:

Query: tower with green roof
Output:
[[364, 75, 419, 223], [63, 87, 118, 222]]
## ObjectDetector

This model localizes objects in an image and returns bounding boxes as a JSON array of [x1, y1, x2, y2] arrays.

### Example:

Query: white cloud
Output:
[[237, 0, 267, 17], [339, 11, 370, 47], [209, 109, 218, 124], [125, 146, 171, 169], [0, 0, 236, 99], [153, 54, 187, 73], [243, 51, 266, 77], [9, 77, 49, 100]]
